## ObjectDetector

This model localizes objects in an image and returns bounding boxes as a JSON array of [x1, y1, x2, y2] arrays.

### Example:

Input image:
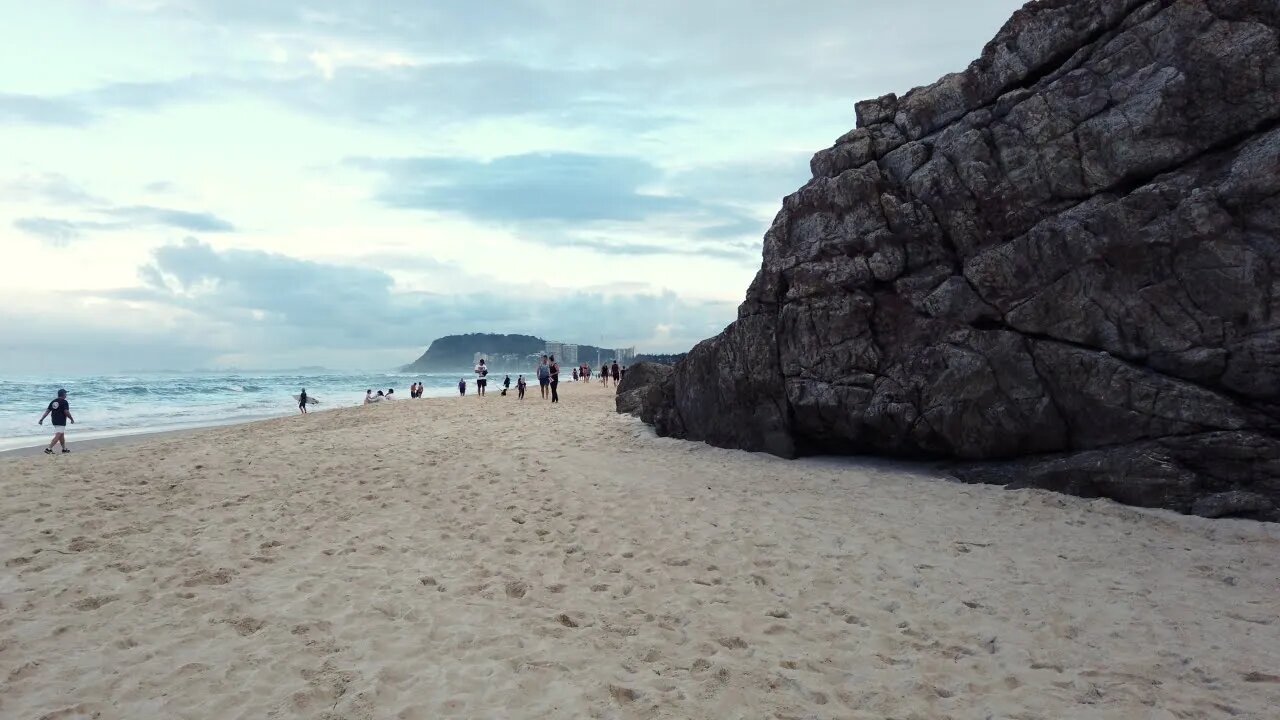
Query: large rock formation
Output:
[[639, 0, 1280, 521]]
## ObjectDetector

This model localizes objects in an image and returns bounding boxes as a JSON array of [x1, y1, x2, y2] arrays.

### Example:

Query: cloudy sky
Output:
[[1, 0, 1024, 373]]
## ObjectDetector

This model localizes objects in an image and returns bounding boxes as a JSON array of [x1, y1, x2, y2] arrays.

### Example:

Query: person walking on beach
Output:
[[475, 358, 489, 396], [611, 361, 621, 388], [458, 378, 467, 396], [517, 374, 527, 400], [38, 389, 74, 454], [600, 363, 608, 386], [549, 354, 561, 403], [503, 375, 511, 393], [298, 388, 309, 414], [537, 354, 551, 400], [572, 367, 578, 382]]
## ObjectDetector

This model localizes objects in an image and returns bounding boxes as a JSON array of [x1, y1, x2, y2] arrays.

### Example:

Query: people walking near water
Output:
[[298, 388, 309, 414], [611, 361, 621, 388], [600, 363, 609, 385], [549, 354, 561, 403], [458, 378, 467, 396], [537, 354, 551, 399], [38, 389, 73, 454], [517, 374, 527, 400], [572, 367, 578, 382], [503, 375, 511, 393], [475, 358, 489, 396]]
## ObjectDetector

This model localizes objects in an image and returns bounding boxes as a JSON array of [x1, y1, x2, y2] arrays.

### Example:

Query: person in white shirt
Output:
[[364, 389, 375, 404], [474, 358, 489, 396]]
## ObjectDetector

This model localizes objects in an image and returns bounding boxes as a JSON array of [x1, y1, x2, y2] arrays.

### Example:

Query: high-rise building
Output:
[[544, 341, 563, 360], [561, 344, 579, 365], [614, 347, 636, 365]]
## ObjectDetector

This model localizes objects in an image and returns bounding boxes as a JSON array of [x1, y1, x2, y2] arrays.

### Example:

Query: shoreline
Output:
[[0, 395, 446, 458]]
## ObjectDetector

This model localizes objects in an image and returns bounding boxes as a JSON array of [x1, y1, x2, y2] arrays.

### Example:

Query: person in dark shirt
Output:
[[299, 388, 309, 414], [517, 375, 527, 400], [38, 388, 74, 454], [549, 354, 561, 403], [611, 361, 620, 388]]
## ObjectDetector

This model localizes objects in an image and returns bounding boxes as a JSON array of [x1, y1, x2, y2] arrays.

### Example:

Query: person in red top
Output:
[[38, 388, 74, 454]]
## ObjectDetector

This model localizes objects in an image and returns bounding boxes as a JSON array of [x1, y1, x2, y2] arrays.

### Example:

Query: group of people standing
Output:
[[376, 353, 625, 408], [566, 361, 624, 386]]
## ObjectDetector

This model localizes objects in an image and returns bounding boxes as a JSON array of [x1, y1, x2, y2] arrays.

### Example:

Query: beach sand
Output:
[[2, 381, 1278, 719]]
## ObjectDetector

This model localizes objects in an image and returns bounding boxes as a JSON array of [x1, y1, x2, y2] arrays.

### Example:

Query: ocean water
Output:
[[0, 371, 500, 451]]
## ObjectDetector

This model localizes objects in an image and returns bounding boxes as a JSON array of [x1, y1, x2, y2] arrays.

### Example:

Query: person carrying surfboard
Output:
[[298, 388, 309, 414]]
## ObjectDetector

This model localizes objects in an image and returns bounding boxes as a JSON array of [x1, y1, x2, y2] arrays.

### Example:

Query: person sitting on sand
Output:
[[517, 375, 527, 400], [385, 388, 396, 400], [38, 388, 74, 454], [365, 389, 375, 404], [374, 390, 385, 402], [298, 388, 309, 414], [458, 378, 467, 396]]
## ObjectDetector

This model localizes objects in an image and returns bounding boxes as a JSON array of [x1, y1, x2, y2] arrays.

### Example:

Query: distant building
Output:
[[614, 347, 636, 365], [544, 341, 563, 360], [561, 344, 579, 365]]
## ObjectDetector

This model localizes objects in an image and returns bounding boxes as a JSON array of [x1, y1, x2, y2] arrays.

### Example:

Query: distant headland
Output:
[[400, 333, 684, 372]]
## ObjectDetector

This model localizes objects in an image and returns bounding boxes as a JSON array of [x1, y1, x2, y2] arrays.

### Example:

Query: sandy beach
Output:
[[2, 380, 1277, 719]]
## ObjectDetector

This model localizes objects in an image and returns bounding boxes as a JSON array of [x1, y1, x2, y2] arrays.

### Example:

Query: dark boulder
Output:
[[635, 0, 1280, 520], [615, 362, 674, 424]]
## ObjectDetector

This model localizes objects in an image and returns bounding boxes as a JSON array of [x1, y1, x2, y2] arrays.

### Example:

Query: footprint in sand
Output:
[[182, 568, 234, 587], [72, 595, 118, 611], [222, 617, 266, 636]]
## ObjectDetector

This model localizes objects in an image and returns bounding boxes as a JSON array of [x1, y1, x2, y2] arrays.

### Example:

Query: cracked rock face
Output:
[[640, 0, 1280, 520]]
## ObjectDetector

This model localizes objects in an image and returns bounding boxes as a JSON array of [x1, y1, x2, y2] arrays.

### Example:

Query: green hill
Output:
[[400, 333, 615, 372]]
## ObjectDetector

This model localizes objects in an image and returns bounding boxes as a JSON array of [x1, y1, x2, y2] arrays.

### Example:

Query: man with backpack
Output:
[[537, 354, 551, 400]]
